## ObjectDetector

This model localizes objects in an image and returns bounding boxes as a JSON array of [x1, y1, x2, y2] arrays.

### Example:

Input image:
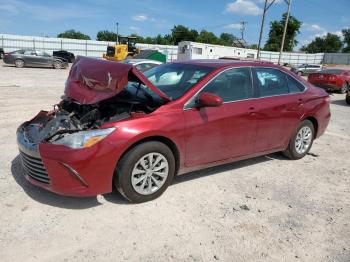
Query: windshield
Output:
[[143, 63, 214, 100]]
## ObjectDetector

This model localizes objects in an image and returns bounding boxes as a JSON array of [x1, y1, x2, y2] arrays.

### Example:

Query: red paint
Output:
[[20, 60, 331, 196], [308, 69, 350, 91], [65, 56, 170, 104]]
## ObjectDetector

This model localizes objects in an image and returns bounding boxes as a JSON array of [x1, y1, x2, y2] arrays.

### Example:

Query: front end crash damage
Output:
[[17, 56, 169, 195]]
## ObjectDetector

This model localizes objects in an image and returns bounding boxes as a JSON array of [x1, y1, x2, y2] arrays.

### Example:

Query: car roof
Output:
[[172, 59, 276, 69]]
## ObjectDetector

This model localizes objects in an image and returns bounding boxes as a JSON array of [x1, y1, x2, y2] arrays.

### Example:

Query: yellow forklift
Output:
[[103, 36, 140, 61]]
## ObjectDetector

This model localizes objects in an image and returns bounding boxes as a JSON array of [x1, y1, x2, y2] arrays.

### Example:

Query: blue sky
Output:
[[0, 0, 349, 49]]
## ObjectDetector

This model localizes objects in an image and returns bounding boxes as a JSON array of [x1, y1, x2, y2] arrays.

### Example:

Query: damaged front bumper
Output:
[[16, 111, 119, 197]]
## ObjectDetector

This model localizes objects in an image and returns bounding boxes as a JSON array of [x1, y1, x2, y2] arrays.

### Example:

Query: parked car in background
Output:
[[0, 48, 4, 59], [121, 59, 162, 72], [308, 69, 350, 94], [53, 50, 75, 63], [17, 57, 330, 202], [3, 49, 68, 69], [291, 64, 323, 76]]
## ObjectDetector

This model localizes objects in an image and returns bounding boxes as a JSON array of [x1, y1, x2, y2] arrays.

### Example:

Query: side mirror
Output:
[[197, 92, 223, 108]]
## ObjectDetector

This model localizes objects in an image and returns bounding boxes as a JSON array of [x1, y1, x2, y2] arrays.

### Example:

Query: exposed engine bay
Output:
[[20, 90, 160, 145]]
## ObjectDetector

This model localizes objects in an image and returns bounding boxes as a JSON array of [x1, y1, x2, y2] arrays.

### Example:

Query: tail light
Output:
[[328, 75, 335, 81]]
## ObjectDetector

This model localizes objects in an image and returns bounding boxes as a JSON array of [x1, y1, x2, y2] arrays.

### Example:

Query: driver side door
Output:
[[183, 67, 258, 167]]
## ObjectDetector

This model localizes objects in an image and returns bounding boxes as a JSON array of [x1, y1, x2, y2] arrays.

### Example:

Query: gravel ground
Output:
[[0, 62, 349, 262]]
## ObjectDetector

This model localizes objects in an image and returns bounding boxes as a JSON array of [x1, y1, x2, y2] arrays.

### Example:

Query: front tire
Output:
[[297, 71, 303, 76], [53, 61, 62, 69], [283, 120, 314, 160], [114, 141, 175, 203]]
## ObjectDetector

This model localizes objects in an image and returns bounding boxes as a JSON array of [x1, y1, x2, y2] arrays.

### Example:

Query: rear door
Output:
[[184, 67, 258, 167], [251, 67, 305, 152]]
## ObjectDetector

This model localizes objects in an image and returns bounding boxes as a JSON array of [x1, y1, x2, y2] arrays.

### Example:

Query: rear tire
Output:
[[114, 141, 175, 203], [283, 120, 315, 160], [346, 91, 350, 105], [14, 59, 24, 68], [53, 61, 62, 69]]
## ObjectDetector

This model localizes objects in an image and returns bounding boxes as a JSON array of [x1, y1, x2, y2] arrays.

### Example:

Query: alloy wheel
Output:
[[131, 152, 169, 195], [295, 126, 313, 154]]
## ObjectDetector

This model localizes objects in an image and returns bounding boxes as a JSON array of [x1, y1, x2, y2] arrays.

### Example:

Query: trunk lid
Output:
[[65, 56, 171, 104]]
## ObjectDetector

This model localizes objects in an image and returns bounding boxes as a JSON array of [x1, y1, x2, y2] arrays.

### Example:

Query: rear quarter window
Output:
[[286, 75, 306, 93]]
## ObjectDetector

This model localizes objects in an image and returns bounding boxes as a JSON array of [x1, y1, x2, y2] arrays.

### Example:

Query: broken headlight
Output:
[[52, 127, 116, 149]]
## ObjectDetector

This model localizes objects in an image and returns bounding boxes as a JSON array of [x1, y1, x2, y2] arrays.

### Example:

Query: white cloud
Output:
[[226, 0, 262, 16], [132, 14, 148, 21], [224, 23, 241, 29], [303, 23, 326, 32]]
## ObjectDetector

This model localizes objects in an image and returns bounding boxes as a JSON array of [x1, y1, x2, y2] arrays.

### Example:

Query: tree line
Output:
[[57, 16, 350, 54]]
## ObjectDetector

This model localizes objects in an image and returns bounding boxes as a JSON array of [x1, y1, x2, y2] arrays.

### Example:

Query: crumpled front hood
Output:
[[64, 56, 171, 104]]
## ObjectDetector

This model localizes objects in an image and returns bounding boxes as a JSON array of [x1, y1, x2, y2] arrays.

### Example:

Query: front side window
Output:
[[198, 67, 253, 102], [252, 68, 289, 97]]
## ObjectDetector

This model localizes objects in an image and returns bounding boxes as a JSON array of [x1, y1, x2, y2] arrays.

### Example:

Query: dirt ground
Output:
[[0, 62, 349, 262]]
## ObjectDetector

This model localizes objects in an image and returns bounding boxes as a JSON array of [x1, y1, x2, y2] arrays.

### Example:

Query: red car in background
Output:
[[17, 57, 331, 202], [308, 69, 350, 94]]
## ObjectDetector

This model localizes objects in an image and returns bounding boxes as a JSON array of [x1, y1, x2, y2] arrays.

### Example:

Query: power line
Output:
[[257, 0, 276, 59], [278, 0, 292, 65]]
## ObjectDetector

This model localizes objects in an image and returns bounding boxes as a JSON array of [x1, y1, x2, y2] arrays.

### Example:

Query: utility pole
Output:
[[239, 21, 248, 40], [257, 0, 276, 59], [278, 0, 292, 65], [116, 22, 119, 44]]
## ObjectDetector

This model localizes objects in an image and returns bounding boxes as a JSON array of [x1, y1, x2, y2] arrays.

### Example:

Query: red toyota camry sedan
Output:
[[17, 57, 331, 202]]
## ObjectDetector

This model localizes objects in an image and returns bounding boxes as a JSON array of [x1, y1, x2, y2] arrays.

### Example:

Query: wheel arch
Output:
[[116, 135, 181, 176], [303, 116, 318, 138]]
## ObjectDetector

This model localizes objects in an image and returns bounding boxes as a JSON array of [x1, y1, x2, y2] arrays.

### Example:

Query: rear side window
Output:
[[287, 75, 305, 93], [199, 67, 253, 102], [252, 68, 289, 97]]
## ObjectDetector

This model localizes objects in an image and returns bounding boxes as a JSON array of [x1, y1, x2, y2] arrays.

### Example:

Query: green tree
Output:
[[300, 33, 343, 53], [171, 25, 198, 44], [197, 30, 218, 44], [218, 33, 238, 46], [249, 44, 258, 49], [96, 30, 118, 41], [57, 29, 91, 40], [264, 13, 302, 51], [342, 28, 350, 52]]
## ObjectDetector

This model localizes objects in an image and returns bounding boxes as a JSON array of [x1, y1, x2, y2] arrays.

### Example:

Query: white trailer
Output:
[[177, 41, 258, 61]]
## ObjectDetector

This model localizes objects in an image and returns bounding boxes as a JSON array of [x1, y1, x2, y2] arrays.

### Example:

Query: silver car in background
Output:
[[3, 49, 68, 69], [290, 63, 323, 76]]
